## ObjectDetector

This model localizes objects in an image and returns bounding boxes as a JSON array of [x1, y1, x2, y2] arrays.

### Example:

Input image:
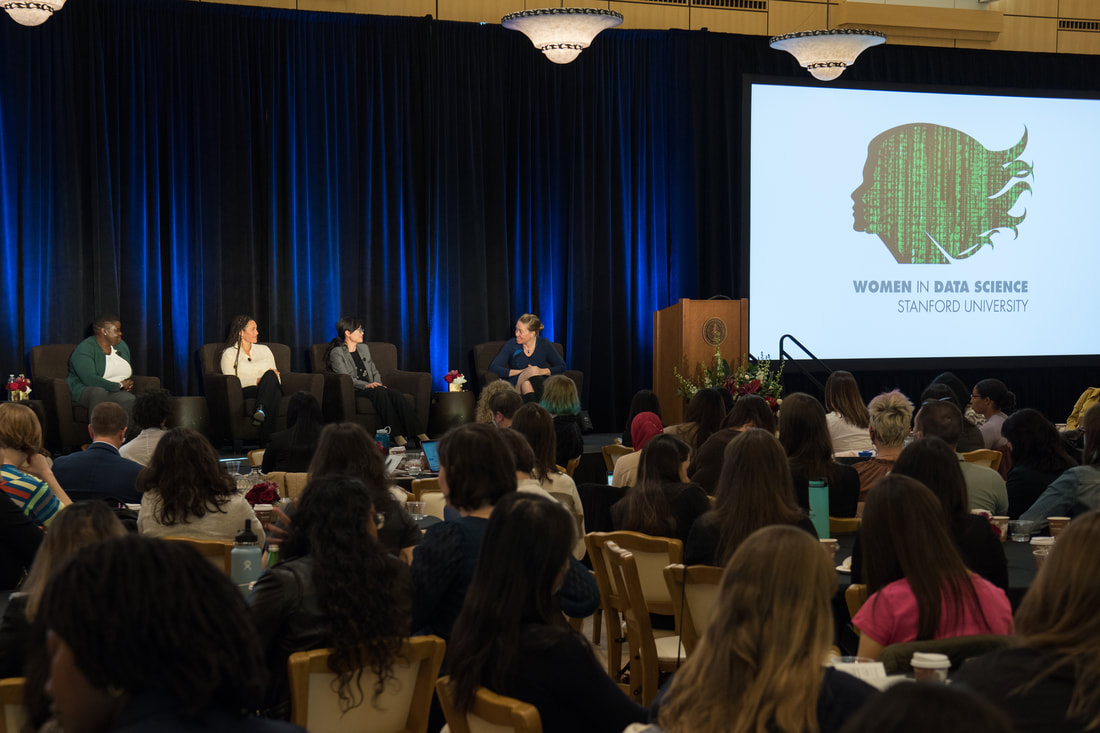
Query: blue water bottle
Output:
[[231, 519, 262, 599], [808, 478, 829, 540]]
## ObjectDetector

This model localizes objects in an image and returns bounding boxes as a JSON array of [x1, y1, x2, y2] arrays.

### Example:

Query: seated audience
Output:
[[610, 434, 709, 544], [487, 388, 523, 429], [475, 379, 517, 425], [825, 370, 873, 454], [665, 387, 726, 460], [261, 391, 324, 474], [1001, 408, 1077, 519], [921, 382, 984, 452], [496, 428, 581, 559], [839, 682, 1013, 733], [914, 399, 1007, 514], [779, 392, 861, 517], [411, 424, 597, 640], [684, 428, 814, 566], [971, 377, 1016, 450], [250, 476, 411, 719], [31, 535, 302, 732], [308, 422, 420, 563], [856, 390, 914, 501], [0, 402, 71, 526], [955, 510, 1100, 733], [930, 371, 986, 438], [137, 427, 265, 546], [1021, 404, 1100, 529], [621, 389, 661, 447], [119, 387, 172, 466], [52, 402, 143, 504], [853, 475, 1014, 660], [0, 501, 126, 677], [444, 492, 646, 733], [510, 403, 584, 527], [650, 525, 876, 733], [540, 374, 584, 468], [688, 393, 776, 494], [613, 411, 663, 488]]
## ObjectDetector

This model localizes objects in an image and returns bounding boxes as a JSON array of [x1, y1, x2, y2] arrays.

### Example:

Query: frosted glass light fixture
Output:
[[769, 29, 885, 81], [502, 8, 623, 64], [2, 0, 66, 26]]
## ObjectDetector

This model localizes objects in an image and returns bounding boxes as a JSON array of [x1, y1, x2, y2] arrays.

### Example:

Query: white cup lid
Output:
[[1031, 537, 1056, 546], [911, 652, 951, 669]]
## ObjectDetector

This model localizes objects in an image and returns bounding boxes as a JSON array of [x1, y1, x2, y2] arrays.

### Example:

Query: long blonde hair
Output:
[[657, 524, 835, 733], [1015, 510, 1100, 730]]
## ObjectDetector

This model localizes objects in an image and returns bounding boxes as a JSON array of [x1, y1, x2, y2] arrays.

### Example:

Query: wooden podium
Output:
[[653, 298, 749, 426]]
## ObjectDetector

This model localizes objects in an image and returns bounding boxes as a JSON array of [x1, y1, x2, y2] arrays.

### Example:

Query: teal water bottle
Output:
[[808, 478, 829, 539], [231, 520, 262, 598]]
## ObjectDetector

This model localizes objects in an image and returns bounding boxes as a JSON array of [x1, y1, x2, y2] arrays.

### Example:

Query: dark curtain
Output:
[[1, 0, 1097, 428]]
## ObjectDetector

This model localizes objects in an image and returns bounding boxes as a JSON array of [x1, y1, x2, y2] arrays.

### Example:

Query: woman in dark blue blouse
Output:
[[489, 314, 566, 399]]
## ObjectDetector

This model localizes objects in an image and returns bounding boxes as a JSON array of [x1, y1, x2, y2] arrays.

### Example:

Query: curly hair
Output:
[[132, 388, 173, 431], [35, 535, 268, 720], [476, 379, 518, 424], [282, 476, 409, 711], [138, 428, 236, 526], [308, 422, 395, 513]]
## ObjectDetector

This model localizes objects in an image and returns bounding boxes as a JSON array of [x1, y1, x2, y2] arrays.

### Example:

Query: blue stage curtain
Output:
[[1, 0, 1097, 427]]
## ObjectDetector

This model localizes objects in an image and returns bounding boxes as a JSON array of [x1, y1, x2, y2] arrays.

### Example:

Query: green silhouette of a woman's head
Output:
[[852, 123, 1033, 264]]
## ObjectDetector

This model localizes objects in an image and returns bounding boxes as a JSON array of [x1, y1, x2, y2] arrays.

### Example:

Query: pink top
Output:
[[853, 575, 1014, 647]]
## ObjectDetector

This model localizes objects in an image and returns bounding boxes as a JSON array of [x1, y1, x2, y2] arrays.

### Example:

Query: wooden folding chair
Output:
[[435, 676, 542, 733], [663, 563, 722, 656]]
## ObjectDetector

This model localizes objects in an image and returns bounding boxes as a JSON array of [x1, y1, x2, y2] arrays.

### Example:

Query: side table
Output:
[[427, 391, 475, 437]]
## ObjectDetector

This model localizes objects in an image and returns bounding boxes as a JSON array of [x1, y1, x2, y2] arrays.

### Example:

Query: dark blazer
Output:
[[51, 441, 143, 504]]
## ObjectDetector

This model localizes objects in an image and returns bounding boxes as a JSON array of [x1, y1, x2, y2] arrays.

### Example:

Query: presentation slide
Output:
[[747, 81, 1100, 362]]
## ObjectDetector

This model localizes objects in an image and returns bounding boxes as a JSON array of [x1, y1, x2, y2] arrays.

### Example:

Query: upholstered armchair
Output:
[[28, 344, 161, 451], [471, 340, 584, 397], [308, 342, 431, 435], [199, 343, 323, 451]]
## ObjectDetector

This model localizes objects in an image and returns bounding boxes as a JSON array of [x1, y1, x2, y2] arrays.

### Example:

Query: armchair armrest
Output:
[[281, 372, 324, 405], [202, 372, 242, 427], [318, 373, 356, 423], [34, 376, 73, 448], [132, 376, 161, 393], [384, 369, 432, 429]]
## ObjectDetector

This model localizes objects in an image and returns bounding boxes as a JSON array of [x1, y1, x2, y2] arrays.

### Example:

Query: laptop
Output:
[[420, 440, 441, 472]]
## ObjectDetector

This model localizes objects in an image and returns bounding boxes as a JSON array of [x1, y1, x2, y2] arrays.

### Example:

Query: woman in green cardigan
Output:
[[66, 314, 136, 417]]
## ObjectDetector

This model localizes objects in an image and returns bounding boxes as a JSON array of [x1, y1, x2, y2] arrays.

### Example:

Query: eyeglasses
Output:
[[373, 512, 386, 529]]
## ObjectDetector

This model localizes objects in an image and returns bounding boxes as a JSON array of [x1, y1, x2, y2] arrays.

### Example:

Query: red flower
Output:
[[245, 482, 280, 506], [443, 369, 463, 384]]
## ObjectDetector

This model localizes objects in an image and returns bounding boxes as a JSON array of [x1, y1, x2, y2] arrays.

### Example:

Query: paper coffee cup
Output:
[[911, 652, 950, 683], [1047, 516, 1070, 537]]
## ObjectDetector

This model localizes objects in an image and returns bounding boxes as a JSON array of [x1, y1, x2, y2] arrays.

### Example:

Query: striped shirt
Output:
[[0, 464, 62, 526]]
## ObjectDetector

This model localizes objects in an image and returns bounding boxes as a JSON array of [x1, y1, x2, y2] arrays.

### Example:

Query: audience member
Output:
[[1021, 404, 1100, 529], [0, 402, 71, 526], [52, 402, 143, 504], [651, 525, 876, 733], [920, 382, 984, 452], [914, 399, 1007, 514], [411, 424, 597, 640], [665, 387, 726, 460], [971, 378, 1016, 450], [0, 502, 125, 677], [688, 394, 776, 494], [250, 476, 411, 719], [308, 422, 420, 562], [0, 492, 43, 592], [621, 389, 661, 447], [612, 412, 663, 488], [510, 404, 585, 529], [825, 370, 873, 454], [1001, 408, 1077, 519], [32, 535, 302, 732], [539, 375, 584, 468], [261, 391, 324, 473], [684, 428, 814, 566], [65, 313, 137, 418], [119, 387, 172, 466], [955, 510, 1100, 733], [137, 427, 265, 546], [779, 392, 861, 517], [475, 379, 517, 425], [487, 388, 523, 429], [610, 434, 708, 544], [853, 475, 1013, 660], [839, 683, 1013, 733], [445, 492, 645, 733], [855, 390, 914, 501]]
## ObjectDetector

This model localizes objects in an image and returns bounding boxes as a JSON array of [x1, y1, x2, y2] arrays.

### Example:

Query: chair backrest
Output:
[[289, 636, 446, 733], [28, 344, 76, 381], [829, 516, 861, 534], [310, 342, 401, 377], [880, 634, 1013, 675], [0, 677, 27, 733], [435, 676, 542, 733], [410, 477, 440, 500], [597, 531, 683, 611], [960, 449, 1003, 472], [845, 583, 868, 619], [564, 457, 581, 477], [200, 342, 294, 376], [266, 472, 311, 500], [162, 536, 234, 576], [419, 490, 447, 520], [601, 444, 633, 472], [249, 449, 266, 467], [663, 564, 722, 656]]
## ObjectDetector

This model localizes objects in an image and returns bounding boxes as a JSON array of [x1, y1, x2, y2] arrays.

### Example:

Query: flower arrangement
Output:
[[6, 374, 31, 401], [444, 370, 467, 392], [244, 481, 280, 506], [673, 346, 784, 411]]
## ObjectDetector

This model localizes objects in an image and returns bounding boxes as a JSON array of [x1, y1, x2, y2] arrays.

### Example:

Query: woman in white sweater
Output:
[[221, 314, 282, 427]]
